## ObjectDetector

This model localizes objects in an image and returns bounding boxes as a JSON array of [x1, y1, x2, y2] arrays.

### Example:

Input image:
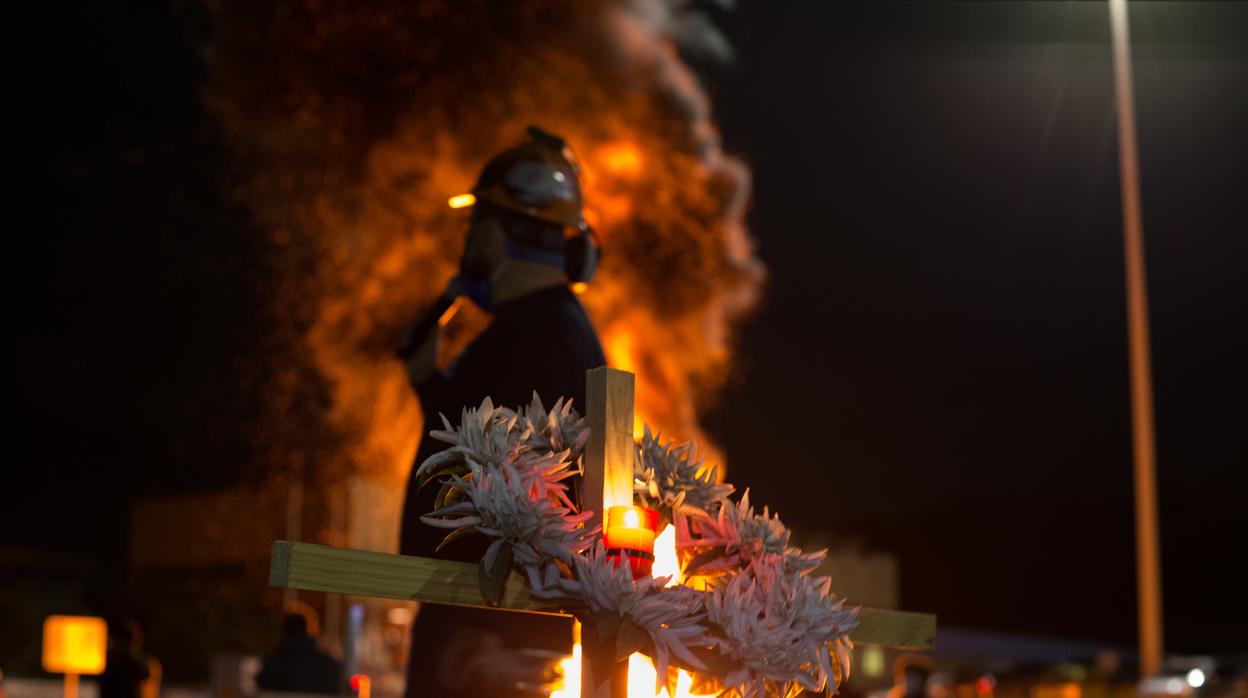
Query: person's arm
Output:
[[396, 279, 465, 391]]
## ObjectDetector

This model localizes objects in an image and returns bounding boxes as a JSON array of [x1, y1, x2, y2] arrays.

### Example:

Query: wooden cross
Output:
[[270, 367, 936, 697]]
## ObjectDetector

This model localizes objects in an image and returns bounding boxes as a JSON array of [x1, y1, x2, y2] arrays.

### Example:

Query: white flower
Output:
[[704, 556, 858, 698], [416, 393, 589, 485], [520, 393, 589, 461], [416, 406, 860, 698], [634, 426, 734, 521], [531, 544, 712, 692], [683, 490, 826, 576], [421, 453, 594, 567], [415, 397, 524, 483]]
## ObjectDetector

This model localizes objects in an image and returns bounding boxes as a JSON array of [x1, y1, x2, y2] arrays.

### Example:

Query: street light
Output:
[[1107, 0, 1163, 678]]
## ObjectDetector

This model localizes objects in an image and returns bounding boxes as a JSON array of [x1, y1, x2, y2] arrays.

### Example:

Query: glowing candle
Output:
[[604, 505, 659, 578]]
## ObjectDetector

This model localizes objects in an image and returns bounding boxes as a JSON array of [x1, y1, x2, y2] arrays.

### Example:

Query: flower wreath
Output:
[[417, 395, 859, 698]]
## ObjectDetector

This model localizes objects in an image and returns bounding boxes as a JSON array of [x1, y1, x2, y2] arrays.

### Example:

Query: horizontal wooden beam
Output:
[[270, 541, 560, 616], [853, 604, 936, 651], [271, 541, 935, 649]]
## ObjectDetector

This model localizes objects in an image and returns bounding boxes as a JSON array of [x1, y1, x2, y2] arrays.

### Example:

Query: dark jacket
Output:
[[97, 649, 149, 698], [400, 284, 605, 698], [255, 634, 341, 696], [399, 284, 606, 561]]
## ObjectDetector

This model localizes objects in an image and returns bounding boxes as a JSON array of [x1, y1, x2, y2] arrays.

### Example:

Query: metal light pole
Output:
[[1108, 0, 1163, 677]]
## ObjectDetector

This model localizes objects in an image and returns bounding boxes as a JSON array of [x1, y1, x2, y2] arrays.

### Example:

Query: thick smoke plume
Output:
[[207, 1, 764, 512]]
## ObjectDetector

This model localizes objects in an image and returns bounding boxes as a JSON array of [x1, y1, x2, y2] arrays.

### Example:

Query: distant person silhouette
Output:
[[888, 655, 932, 698], [98, 620, 150, 698], [255, 611, 341, 695]]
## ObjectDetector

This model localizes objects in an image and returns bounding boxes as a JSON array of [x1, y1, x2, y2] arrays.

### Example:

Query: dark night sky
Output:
[[704, 1, 1247, 651], [9, 1, 1247, 655]]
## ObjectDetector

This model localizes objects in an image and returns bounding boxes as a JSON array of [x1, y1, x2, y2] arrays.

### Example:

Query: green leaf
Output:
[[614, 619, 650, 661], [419, 462, 468, 489], [477, 540, 513, 606], [435, 526, 476, 552], [433, 481, 463, 512], [591, 611, 621, 645], [687, 645, 735, 677], [582, 629, 622, 691]]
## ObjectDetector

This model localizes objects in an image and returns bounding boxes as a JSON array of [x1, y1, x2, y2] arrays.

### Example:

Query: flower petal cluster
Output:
[[683, 489, 826, 576], [531, 544, 712, 691], [422, 453, 594, 566], [705, 556, 859, 697], [416, 394, 588, 484], [521, 393, 589, 458], [415, 397, 520, 481], [417, 392, 860, 698], [634, 426, 734, 521]]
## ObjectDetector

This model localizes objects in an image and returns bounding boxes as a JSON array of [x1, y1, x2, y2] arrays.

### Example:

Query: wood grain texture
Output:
[[269, 541, 935, 649], [583, 366, 635, 534], [583, 366, 637, 698], [851, 607, 937, 650], [269, 541, 561, 616]]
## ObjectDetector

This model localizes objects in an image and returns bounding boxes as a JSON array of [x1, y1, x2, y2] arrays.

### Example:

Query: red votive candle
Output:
[[604, 505, 659, 578]]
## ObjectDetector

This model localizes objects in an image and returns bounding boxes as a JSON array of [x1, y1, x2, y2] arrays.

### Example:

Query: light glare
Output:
[[447, 193, 476, 209]]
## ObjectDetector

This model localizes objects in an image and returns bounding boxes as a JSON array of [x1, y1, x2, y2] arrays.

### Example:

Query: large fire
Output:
[[206, 2, 764, 542]]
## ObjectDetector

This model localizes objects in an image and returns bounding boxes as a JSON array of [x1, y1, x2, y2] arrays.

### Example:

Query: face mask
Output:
[[458, 276, 494, 312], [457, 256, 511, 313]]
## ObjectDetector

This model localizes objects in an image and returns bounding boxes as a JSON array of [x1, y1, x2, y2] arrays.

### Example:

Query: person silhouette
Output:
[[396, 126, 605, 698], [255, 609, 342, 696], [888, 654, 933, 698], [98, 620, 150, 698]]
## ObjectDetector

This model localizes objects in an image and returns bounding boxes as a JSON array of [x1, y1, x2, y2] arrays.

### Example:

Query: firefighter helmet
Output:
[[471, 126, 585, 228]]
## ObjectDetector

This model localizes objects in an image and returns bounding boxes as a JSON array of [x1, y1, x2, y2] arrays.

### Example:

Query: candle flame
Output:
[[623, 508, 641, 529]]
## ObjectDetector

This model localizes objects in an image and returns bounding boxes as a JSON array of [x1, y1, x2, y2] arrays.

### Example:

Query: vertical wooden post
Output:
[[581, 366, 635, 698], [582, 367, 636, 532]]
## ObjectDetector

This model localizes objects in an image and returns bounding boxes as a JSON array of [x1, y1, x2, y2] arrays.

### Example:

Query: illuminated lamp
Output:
[[447, 193, 476, 209], [350, 674, 372, 698], [604, 505, 659, 578], [42, 615, 108, 698]]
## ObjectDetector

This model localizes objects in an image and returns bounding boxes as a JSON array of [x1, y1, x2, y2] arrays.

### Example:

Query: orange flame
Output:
[[207, 3, 764, 541], [549, 527, 713, 698]]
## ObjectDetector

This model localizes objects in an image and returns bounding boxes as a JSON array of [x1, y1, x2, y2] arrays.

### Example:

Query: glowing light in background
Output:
[[862, 645, 885, 678], [550, 643, 581, 698], [447, 193, 476, 209], [596, 142, 644, 178], [1185, 670, 1205, 689], [41, 615, 107, 675], [651, 524, 681, 585]]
